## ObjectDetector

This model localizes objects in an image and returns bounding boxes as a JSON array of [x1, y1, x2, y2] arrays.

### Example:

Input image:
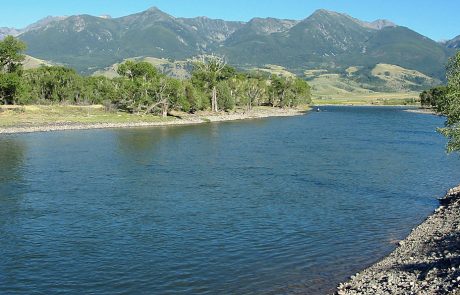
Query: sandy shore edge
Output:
[[336, 184, 460, 294], [0, 108, 305, 135]]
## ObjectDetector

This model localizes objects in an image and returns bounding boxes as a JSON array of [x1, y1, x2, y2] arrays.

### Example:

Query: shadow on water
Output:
[[0, 137, 27, 285], [115, 125, 202, 157], [0, 138, 26, 185]]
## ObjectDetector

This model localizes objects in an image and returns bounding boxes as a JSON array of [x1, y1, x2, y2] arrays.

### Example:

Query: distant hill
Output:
[[258, 63, 439, 98]]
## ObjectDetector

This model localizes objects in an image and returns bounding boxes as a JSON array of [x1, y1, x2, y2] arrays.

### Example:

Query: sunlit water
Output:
[[1, 106, 460, 294]]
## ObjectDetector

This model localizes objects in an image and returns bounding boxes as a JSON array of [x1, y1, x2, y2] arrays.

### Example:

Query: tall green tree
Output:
[[243, 78, 266, 111], [0, 36, 26, 73], [419, 86, 448, 112], [440, 51, 460, 152], [0, 36, 26, 105], [192, 54, 228, 112]]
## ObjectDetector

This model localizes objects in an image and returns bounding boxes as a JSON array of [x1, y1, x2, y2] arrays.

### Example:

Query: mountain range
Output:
[[2, 7, 459, 90]]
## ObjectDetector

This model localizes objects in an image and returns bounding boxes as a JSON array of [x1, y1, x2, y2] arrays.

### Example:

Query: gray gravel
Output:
[[336, 185, 460, 295]]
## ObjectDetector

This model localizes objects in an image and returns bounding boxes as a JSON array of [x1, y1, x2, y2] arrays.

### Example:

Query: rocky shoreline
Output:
[[404, 108, 439, 115], [336, 185, 460, 294], [0, 108, 304, 135]]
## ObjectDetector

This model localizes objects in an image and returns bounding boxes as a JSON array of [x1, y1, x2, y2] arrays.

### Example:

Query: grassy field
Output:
[[0, 105, 310, 130], [0, 105, 172, 128]]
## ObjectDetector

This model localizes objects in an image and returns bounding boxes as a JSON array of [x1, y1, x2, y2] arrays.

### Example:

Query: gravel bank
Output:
[[0, 108, 304, 135], [336, 185, 460, 295]]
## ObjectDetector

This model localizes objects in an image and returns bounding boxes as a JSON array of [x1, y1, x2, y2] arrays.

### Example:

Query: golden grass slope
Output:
[[371, 63, 439, 91], [22, 55, 52, 69]]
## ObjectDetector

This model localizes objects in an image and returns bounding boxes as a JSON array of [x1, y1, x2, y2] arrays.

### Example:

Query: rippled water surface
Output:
[[1, 106, 460, 294]]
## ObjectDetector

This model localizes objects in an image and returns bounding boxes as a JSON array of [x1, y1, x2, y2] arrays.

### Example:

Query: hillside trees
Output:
[[0, 37, 312, 114]]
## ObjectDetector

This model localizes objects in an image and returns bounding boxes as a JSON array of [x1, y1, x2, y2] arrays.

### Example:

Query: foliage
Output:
[[0, 73, 24, 105], [0, 36, 26, 104], [0, 36, 26, 73], [423, 51, 460, 152], [441, 51, 460, 152], [0, 37, 312, 116], [419, 86, 448, 112]]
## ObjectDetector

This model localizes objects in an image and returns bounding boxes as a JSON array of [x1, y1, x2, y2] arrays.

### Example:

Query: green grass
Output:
[[0, 105, 172, 128]]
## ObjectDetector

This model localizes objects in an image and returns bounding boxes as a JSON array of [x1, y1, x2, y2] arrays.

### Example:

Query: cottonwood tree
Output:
[[0, 36, 26, 104], [192, 54, 227, 112], [116, 61, 186, 117], [243, 78, 266, 111], [441, 51, 460, 152]]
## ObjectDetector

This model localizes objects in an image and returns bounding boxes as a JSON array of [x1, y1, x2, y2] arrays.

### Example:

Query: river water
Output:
[[1, 106, 460, 294]]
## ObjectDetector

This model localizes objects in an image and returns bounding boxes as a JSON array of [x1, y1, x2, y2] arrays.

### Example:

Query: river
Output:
[[1, 106, 459, 294]]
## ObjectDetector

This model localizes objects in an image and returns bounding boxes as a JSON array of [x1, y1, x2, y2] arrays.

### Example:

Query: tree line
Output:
[[0, 36, 312, 115], [420, 50, 460, 152]]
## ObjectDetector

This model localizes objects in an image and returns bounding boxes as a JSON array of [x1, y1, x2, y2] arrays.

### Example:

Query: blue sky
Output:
[[1, 0, 458, 41]]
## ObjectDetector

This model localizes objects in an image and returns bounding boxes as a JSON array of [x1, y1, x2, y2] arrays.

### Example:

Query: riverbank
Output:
[[336, 184, 460, 295], [0, 105, 307, 134], [312, 95, 419, 106]]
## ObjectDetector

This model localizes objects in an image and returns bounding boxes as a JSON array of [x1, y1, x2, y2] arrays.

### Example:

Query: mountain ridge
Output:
[[2, 7, 457, 81]]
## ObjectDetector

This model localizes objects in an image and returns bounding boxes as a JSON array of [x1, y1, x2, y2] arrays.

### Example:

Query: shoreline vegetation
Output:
[[336, 184, 460, 294], [0, 105, 307, 134], [0, 35, 313, 114]]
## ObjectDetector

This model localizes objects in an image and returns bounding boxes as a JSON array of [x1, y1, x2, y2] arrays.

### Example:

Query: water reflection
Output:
[[0, 137, 26, 188]]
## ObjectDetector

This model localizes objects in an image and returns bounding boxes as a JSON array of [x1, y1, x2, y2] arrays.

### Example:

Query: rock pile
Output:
[[336, 185, 460, 295]]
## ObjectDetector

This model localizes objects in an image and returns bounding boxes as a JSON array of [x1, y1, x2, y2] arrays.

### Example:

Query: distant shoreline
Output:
[[404, 108, 439, 115], [0, 107, 306, 135], [314, 104, 417, 107]]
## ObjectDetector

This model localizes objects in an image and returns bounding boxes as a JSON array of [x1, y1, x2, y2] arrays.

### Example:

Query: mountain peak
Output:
[[25, 16, 68, 31], [146, 6, 161, 12], [141, 6, 173, 18], [312, 9, 340, 16], [366, 19, 396, 30], [307, 9, 396, 30]]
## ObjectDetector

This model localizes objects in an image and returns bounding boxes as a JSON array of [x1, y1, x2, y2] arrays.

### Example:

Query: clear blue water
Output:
[[1, 106, 460, 294]]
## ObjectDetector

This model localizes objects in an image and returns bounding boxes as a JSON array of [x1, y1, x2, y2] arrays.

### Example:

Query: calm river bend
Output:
[[1, 106, 460, 294]]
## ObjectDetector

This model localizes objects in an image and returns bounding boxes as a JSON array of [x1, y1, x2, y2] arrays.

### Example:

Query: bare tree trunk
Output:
[[212, 86, 218, 112], [162, 101, 168, 118]]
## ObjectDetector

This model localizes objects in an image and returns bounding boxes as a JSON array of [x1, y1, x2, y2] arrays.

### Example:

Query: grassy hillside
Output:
[[22, 55, 52, 69]]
